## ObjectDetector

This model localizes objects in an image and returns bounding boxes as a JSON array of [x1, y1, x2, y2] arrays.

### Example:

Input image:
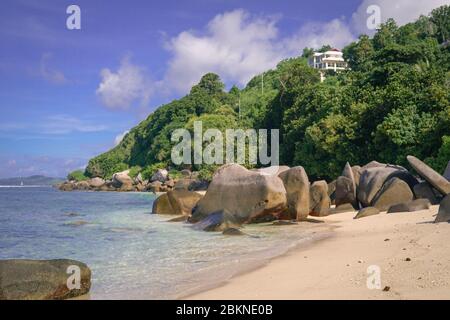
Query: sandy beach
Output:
[[187, 206, 450, 300]]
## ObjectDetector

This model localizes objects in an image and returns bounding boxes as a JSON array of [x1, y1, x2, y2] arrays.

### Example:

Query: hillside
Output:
[[83, 5, 450, 181], [0, 175, 64, 186]]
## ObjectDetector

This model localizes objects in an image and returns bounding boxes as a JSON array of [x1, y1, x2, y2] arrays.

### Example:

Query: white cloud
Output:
[[40, 53, 67, 84], [163, 9, 355, 93], [96, 57, 153, 110], [351, 0, 449, 35], [283, 18, 355, 54], [114, 130, 129, 146]]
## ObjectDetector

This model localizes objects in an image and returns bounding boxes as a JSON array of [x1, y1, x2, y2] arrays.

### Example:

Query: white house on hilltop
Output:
[[308, 49, 348, 82]]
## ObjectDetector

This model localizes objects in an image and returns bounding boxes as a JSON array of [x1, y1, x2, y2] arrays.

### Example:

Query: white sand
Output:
[[187, 206, 450, 300]]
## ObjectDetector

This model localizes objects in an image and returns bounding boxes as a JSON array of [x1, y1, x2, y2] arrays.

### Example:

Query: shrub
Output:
[[67, 170, 88, 182], [141, 162, 167, 181], [128, 166, 142, 179]]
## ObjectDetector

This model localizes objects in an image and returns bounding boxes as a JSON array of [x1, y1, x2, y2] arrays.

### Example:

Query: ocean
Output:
[[0, 187, 326, 299]]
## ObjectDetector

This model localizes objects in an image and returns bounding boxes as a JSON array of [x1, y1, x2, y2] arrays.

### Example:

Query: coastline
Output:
[[186, 205, 450, 300]]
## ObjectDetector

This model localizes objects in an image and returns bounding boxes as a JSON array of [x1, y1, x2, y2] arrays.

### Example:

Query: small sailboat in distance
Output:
[[20, 180, 24, 187]]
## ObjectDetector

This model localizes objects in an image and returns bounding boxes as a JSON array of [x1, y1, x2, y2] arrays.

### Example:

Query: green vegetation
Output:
[[85, 6, 450, 181], [67, 170, 88, 182]]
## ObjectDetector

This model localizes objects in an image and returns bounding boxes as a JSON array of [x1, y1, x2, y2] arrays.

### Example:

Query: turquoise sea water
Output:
[[0, 187, 326, 299]]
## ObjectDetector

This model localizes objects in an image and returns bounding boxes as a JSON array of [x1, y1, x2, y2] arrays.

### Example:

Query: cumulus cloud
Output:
[[283, 18, 355, 55], [114, 130, 129, 146], [96, 57, 153, 110], [163, 9, 355, 93], [351, 0, 449, 35], [40, 53, 67, 84], [164, 10, 283, 92]]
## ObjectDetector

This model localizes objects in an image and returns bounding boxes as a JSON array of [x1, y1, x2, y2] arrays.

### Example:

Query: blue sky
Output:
[[0, 0, 447, 178]]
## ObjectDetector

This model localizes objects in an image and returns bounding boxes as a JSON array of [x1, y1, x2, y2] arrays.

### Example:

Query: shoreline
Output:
[[176, 223, 335, 300], [186, 206, 450, 300]]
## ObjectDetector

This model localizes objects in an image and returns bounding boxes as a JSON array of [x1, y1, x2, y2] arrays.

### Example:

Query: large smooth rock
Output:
[[309, 180, 330, 217], [191, 210, 241, 231], [191, 164, 287, 225], [371, 177, 414, 211], [252, 165, 290, 176], [278, 166, 310, 220], [435, 194, 450, 223], [112, 170, 134, 190], [443, 161, 450, 182], [357, 165, 417, 207], [147, 181, 162, 193], [0, 259, 91, 300], [87, 177, 105, 188], [76, 181, 90, 191], [335, 176, 357, 208], [387, 199, 431, 213], [342, 162, 356, 199], [352, 166, 362, 188], [150, 169, 169, 183], [413, 181, 440, 205], [58, 182, 75, 191], [361, 161, 385, 169], [328, 180, 336, 205], [407, 155, 450, 196], [152, 190, 203, 215], [354, 207, 380, 219]]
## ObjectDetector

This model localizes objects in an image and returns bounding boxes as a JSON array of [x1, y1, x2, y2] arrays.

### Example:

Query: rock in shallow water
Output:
[[191, 210, 240, 232], [191, 164, 287, 224], [0, 259, 91, 300], [152, 190, 203, 215]]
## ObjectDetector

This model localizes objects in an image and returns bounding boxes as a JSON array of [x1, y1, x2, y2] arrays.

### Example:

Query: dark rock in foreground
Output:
[[0, 259, 91, 300], [435, 194, 450, 223], [354, 207, 380, 219], [407, 155, 450, 196], [387, 199, 431, 213]]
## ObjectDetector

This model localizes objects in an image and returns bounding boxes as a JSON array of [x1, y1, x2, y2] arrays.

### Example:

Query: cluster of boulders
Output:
[[151, 155, 450, 231], [58, 168, 209, 193]]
